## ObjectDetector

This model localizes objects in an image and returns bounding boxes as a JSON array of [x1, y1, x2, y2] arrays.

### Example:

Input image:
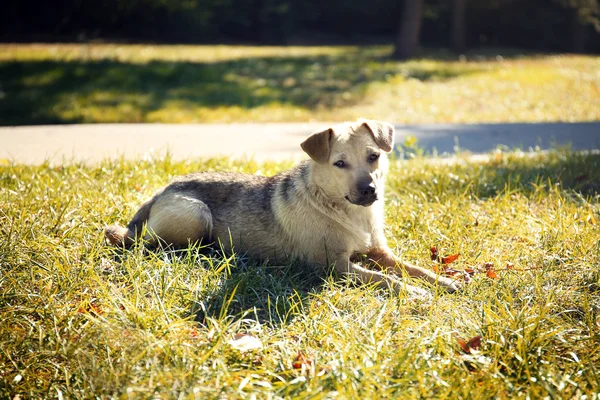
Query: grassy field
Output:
[[1, 150, 599, 398], [0, 43, 598, 125]]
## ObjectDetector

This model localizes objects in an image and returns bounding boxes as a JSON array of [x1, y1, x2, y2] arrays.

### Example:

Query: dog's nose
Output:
[[358, 182, 376, 196]]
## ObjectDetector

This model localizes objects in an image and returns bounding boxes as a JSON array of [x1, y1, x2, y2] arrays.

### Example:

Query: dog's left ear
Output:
[[359, 119, 395, 153], [301, 128, 333, 163]]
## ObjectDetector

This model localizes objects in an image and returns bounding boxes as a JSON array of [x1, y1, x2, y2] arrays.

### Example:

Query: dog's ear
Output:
[[301, 128, 333, 163], [359, 119, 395, 153]]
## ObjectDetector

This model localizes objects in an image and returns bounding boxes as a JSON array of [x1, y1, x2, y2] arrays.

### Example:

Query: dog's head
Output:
[[301, 118, 394, 207]]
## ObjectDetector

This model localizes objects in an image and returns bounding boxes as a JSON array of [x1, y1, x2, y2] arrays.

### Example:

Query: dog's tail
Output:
[[105, 198, 155, 247]]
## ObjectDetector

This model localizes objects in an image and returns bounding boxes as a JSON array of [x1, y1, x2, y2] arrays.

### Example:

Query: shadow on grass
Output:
[[391, 151, 600, 203], [111, 245, 328, 327], [191, 257, 326, 327], [473, 152, 600, 198], [0, 49, 482, 125]]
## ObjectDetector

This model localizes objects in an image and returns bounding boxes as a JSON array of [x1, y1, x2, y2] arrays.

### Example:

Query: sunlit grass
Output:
[[1, 44, 598, 125], [1, 150, 599, 398]]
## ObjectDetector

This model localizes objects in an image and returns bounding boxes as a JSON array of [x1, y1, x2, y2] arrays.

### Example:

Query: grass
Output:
[[1, 150, 600, 398], [0, 43, 598, 125]]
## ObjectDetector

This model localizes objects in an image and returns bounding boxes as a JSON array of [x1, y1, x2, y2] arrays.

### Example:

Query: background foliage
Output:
[[2, 0, 599, 52]]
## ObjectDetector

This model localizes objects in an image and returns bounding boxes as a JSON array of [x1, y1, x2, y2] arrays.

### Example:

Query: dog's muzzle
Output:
[[345, 181, 378, 207]]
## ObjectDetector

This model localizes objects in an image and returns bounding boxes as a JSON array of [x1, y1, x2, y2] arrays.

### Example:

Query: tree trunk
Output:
[[571, 11, 586, 53], [451, 0, 467, 53], [393, 0, 425, 60]]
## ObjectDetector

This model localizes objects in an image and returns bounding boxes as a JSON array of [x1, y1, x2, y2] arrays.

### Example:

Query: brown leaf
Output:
[[292, 351, 313, 370], [442, 253, 460, 265], [487, 269, 499, 279], [457, 335, 482, 354], [89, 303, 103, 315], [443, 268, 461, 277], [506, 262, 514, 270], [464, 267, 475, 276], [430, 246, 440, 262], [484, 263, 499, 279], [78, 301, 103, 315]]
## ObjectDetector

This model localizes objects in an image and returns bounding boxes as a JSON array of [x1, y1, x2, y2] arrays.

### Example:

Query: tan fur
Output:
[[105, 119, 461, 298], [144, 192, 213, 247]]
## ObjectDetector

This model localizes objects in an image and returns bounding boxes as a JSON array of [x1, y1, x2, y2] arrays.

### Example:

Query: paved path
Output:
[[1, 122, 599, 164]]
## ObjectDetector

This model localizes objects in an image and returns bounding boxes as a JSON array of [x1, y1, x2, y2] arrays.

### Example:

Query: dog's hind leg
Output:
[[105, 197, 156, 247], [106, 192, 213, 248], [143, 192, 213, 248]]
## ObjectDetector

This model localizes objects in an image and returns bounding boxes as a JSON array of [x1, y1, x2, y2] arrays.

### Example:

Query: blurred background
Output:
[[2, 0, 600, 52], [0, 0, 598, 126]]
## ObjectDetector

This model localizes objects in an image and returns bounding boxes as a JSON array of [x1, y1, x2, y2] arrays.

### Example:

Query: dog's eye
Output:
[[333, 160, 345, 168], [368, 153, 380, 163]]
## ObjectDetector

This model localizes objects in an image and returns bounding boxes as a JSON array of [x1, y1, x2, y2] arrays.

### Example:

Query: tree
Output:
[[451, 0, 467, 53], [393, 0, 425, 60], [555, 0, 600, 51]]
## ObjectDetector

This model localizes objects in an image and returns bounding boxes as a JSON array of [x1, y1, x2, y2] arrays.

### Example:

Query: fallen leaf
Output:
[[464, 267, 475, 275], [430, 246, 439, 262], [228, 334, 263, 352], [292, 351, 313, 370], [89, 303, 103, 315], [442, 268, 461, 276], [78, 301, 103, 315], [506, 262, 514, 270], [484, 263, 499, 279], [442, 253, 460, 265], [457, 335, 482, 354]]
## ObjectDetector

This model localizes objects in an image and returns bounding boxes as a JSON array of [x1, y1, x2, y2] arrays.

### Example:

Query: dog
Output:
[[105, 119, 461, 297]]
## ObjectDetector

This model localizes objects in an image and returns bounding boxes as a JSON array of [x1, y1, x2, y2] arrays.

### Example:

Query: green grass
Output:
[[1, 150, 600, 398], [1, 43, 598, 125]]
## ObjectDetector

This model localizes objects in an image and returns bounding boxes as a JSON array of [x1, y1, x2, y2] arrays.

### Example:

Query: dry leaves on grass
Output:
[[292, 351, 313, 370], [77, 301, 103, 316], [292, 351, 330, 377], [428, 246, 536, 282], [484, 262, 499, 279], [457, 336, 482, 354], [456, 335, 491, 372], [430, 246, 460, 265]]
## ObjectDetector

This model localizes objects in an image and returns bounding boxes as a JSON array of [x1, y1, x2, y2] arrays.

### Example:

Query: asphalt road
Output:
[[1, 122, 599, 165]]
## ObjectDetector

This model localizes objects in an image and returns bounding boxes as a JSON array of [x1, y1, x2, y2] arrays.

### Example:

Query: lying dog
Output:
[[105, 119, 460, 297]]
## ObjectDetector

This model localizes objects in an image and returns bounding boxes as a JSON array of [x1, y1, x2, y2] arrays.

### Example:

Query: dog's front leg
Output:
[[336, 256, 431, 299], [364, 247, 462, 293]]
